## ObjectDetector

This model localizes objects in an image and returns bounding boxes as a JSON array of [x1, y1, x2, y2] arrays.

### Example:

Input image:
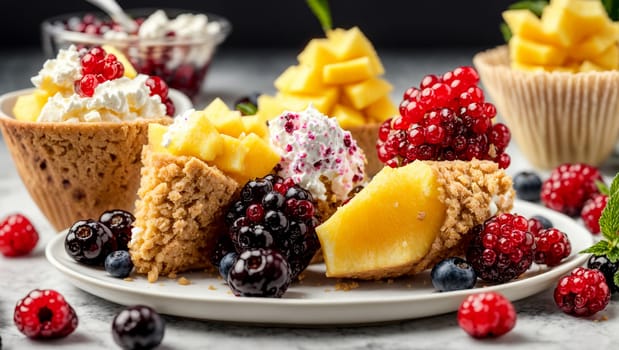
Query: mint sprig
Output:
[[603, 0, 619, 21], [501, 0, 549, 42], [582, 174, 619, 262], [235, 102, 258, 116], [306, 0, 332, 33]]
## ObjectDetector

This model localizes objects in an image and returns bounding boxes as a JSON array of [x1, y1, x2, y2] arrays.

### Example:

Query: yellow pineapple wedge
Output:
[[316, 160, 514, 280]]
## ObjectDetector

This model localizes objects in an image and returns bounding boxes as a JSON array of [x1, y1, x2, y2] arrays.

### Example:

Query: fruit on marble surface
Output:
[[457, 292, 516, 338], [64, 219, 117, 265], [227, 248, 292, 298], [105, 250, 134, 278], [99, 209, 135, 251], [512, 171, 542, 201], [581, 194, 608, 234], [112, 305, 165, 350], [430, 257, 477, 292], [540, 163, 603, 216], [587, 254, 619, 293], [257, 27, 397, 128], [466, 213, 535, 283], [148, 98, 279, 184], [533, 228, 571, 266], [224, 175, 319, 280], [504, 0, 619, 72], [316, 161, 446, 278], [0, 213, 39, 257], [13, 289, 78, 339], [377, 66, 511, 168], [554, 267, 610, 317]]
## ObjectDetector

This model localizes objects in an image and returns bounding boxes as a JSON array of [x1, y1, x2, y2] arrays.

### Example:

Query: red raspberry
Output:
[[541, 163, 603, 217], [554, 267, 610, 317], [457, 292, 516, 338], [0, 214, 39, 257], [14, 289, 78, 339], [533, 228, 571, 266], [466, 213, 535, 283], [581, 194, 608, 234]]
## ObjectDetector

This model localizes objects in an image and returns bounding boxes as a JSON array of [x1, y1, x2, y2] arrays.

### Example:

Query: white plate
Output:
[[168, 88, 193, 115], [46, 200, 593, 326]]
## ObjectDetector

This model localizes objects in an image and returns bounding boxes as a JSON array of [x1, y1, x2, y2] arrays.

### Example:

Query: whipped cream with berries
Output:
[[31, 45, 81, 95], [38, 74, 167, 122], [269, 106, 366, 201]]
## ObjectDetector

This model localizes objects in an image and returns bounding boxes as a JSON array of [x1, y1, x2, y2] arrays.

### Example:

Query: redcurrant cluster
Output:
[[75, 47, 124, 97], [145, 76, 175, 116], [376, 66, 511, 168]]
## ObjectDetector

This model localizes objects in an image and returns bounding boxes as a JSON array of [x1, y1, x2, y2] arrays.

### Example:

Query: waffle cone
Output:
[[347, 123, 383, 177], [474, 46, 619, 169], [129, 147, 238, 282]]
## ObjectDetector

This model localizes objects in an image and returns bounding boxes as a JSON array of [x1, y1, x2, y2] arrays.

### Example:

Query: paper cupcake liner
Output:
[[348, 123, 383, 177], [474, 46, 619, 169], [0, 90, 170, 231]]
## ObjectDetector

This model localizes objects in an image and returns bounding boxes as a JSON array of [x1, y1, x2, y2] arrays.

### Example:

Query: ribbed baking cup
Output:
[[474, 46, 619, 169], [348, 122, 383, 177]]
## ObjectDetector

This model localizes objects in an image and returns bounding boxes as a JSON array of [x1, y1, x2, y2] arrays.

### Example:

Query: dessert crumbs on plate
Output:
[[594, 315, 609, 322], [208, 285, 217, 291], [335, 280, 359, 291], [123, 277, 134, 282], [177, 277, 191, 285]]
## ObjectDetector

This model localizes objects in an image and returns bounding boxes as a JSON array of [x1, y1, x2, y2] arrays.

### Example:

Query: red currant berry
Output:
[[482, 102, 497, 119], [534, 228, 571, 266], [75, 74, 99, 97], [431, 82, 452, 106], [424, 124, 445, 145], [419, 74, 441, 89], [403, 87, 420, 101], [404, 100, 425, 124], [453, 66, 480, 87], [489, 123, 511, 150], [378, 118, 392, 142], [554, 267, 610, 317], [145, 76, 170, 100]]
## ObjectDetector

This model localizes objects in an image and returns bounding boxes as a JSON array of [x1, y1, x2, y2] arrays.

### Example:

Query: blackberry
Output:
[[99, 209, 135, 251], [227, 249, 291, 297], [222, 175, 319, 280], [587, 255, 619, 293], [112, 305, 165, 350], [65, 219, 117, 265]]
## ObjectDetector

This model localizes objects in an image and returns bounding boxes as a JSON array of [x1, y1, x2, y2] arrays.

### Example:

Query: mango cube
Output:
[[213, 135, 246, 174], [579, 60, 605, 72], [238, 133, 281, 182], [13, 89, 50, 122], [241, 115, 268, 138], [364, 96, 398, 123], [274, 65, 324, 94], [166, 112, 223, 161], [147, 123, 170, 154], [590, 44, 619, 70], [323, 57, 374, 85], [542, 0, 609, 47], [205, 111, 244, 138], [327, 27, 385, 75], [509, 35, 567, 66], [332, 104, 366, 129], [343, 78, 393, 110], [502, 9, 561, 46], [568, 25, 618, 60], [297, 38, 337, 67], [276, 88, 339, 113]]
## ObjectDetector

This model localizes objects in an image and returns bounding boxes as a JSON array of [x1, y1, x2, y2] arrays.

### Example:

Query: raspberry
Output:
[[457, 292, 516, 338], [581, 194, 608, 234], [14, 289, 78, 339], [0, 214, 39, 257], [466, 213, 535, 283], [541, 163, 603, 216], [554, 267, 610, 317], [533, 228, 571, 266], [376, 66, 511, 169], [222, 175, 319, 280]]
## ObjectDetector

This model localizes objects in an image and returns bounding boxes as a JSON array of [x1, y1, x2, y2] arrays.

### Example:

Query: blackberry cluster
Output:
[[376, 66, 511, 169], [222, 175, 320, 282]]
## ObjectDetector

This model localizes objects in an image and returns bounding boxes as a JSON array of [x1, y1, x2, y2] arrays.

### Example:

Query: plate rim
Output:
[[45, 200, 594, 322]]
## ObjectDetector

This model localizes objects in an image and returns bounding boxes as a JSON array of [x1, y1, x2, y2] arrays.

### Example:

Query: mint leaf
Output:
[[581, 240, 611, 256], [508, 0, 549, 17], [597, 180, 610, 196], [603, 0, 619, 21], [306, 0, 332, 33], [500, 22, 512, 42], [235, 102, 258, 116], [614, 270, 619, 288], [600, 174, 619, 241]]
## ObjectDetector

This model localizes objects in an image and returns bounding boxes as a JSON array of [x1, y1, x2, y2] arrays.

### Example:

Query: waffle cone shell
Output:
[[0, 89, 170, 231], [474, 46, 619, 169]]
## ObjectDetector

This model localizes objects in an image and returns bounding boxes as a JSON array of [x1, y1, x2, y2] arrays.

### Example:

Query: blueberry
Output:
[[105, 250, 134, 278], [219, 252, 238, 279], [513, 171, 543, 201], [531, 215, 553, 229], [587, 255, 619, 293], [112, 305, 165, 350], [430, 257, 477, 292]]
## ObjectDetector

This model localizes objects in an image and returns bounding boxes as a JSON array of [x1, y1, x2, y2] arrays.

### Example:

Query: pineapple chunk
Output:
[[147, 123, 170, 154], [568, 24, 618, 61], [343, 78, 393, 110], [579, 60, 606, 72], [327, 27, 385, 76], [165, 112, 223, 161], [206, 111, 244, 137], [238, 133, 281, 182], [257, 94, 287, 121], [274, 65, 324, 94], [213, 135, 246, 174], [13, 89, 50, 122], [202, 97, 231, 117], [542, 0, 609, 47], [509, 35, 567, 66], [364, 95, 398, 123], [323, 57, 374, 85], [316, 161, 446, 278], [502, 9, 561, 46], [297, 38, 337, 67], [332, 104, 366, 128], [590, 44, 619, 70], [102, 45, 137, 78], [241, 115, 268, 138], [276, 88, 339, 114]]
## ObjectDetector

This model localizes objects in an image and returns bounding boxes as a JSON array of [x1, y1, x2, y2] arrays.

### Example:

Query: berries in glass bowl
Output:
[[41, 9, 231, 99], [377, 66, 511, 168]]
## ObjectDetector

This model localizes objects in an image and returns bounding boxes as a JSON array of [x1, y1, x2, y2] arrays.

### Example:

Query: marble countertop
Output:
[[1, 47, 618, 350]]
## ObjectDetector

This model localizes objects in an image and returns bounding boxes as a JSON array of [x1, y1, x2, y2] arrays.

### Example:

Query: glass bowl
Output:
[[41, 8, 231, 99]]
